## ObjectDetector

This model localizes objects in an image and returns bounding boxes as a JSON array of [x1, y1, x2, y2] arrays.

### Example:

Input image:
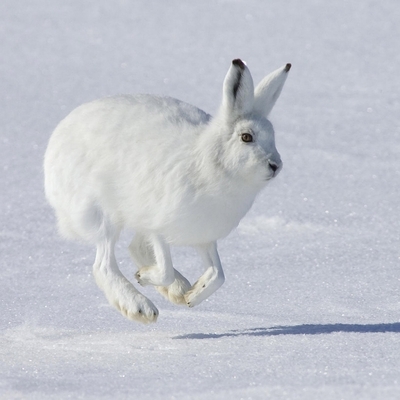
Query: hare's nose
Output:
[[268, 161, 279, 173]]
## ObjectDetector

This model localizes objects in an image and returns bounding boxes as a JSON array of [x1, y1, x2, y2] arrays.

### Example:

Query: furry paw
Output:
[[184, 266, 224, 308], [155, 269, 191, 305], [113, 296, 158, 324], [184, 281, 212, 308], [135, 265, 174, 287], [108, 290, 159, 324]]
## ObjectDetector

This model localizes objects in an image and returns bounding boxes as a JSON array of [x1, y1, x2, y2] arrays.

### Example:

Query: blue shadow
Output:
[[173, 322, 400, 340]]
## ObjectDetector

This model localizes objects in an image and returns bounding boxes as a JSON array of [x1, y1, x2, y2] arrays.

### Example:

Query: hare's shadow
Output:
[[173, 323, 400, 340]]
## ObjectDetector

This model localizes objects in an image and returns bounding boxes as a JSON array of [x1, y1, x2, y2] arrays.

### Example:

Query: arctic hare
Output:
[[44, 59, 291, 324]]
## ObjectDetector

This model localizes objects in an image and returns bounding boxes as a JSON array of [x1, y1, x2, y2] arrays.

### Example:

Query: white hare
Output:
[[44, 59, 291, 324]]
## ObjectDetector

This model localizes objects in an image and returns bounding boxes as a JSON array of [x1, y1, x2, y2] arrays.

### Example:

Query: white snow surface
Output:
[[1, 1, 400, 399]]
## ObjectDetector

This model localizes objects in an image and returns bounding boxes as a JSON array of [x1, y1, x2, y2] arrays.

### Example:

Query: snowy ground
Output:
[[1, 0, 400, 399]]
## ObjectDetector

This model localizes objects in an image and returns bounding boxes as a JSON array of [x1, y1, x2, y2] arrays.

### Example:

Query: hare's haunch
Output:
[[44, 59, 291, 323]]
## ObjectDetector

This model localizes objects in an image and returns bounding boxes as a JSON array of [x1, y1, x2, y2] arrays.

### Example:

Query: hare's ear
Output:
[[253, 63, 291, 117], [222, 59, 254, 117]]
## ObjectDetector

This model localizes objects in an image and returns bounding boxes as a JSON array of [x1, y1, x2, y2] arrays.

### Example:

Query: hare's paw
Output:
[[111, 291, 159, 324], [135, 265, 174, 287], [184, 279, 215, 308], [155, 270, 191, 306], [184, 267, 225, 308]]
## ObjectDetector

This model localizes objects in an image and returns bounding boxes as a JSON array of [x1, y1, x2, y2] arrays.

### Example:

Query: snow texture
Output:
[[1, 0, 400, 399]]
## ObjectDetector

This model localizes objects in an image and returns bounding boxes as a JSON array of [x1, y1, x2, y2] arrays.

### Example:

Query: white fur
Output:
[[44, 59, 290, 323]]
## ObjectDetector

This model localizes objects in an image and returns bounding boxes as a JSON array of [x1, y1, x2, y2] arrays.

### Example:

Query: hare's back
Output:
[[50, 94, 210, 147], [73, 94, 208, 139], [46, 94, 209, 181]]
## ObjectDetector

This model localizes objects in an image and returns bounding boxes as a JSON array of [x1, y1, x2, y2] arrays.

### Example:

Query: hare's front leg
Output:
[[131, 234, 191, 305], [184, 242, 225, 307], [134, 234, 175, 286], [93, 238, 158, 324]]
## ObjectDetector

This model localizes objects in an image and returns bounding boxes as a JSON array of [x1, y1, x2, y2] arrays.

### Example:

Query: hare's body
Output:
[[46, 95, 256, 246], [44, 59, 291, 323]]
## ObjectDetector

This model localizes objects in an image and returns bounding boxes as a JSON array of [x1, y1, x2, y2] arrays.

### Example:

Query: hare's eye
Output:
[[241, 133, 253, 143]]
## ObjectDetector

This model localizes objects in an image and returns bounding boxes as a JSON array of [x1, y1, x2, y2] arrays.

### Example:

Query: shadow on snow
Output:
[[173, 322, 400, 340]]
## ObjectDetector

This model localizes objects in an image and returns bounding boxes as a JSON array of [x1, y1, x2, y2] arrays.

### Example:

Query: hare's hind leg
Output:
[[93, 235, 158, 324], [129, 234, 191, 306], [184, 242, 225, 308]]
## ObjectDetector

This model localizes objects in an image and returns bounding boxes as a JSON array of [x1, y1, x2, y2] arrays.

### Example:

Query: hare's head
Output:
[[212, 59, 290, 187]]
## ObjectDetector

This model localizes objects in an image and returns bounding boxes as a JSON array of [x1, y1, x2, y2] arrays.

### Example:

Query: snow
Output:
[[1, 0, 400, 398]]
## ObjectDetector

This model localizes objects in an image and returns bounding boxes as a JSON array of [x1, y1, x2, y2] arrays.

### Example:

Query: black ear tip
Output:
[[285, 63, 292, 72], [232, 59, 246, 70]]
